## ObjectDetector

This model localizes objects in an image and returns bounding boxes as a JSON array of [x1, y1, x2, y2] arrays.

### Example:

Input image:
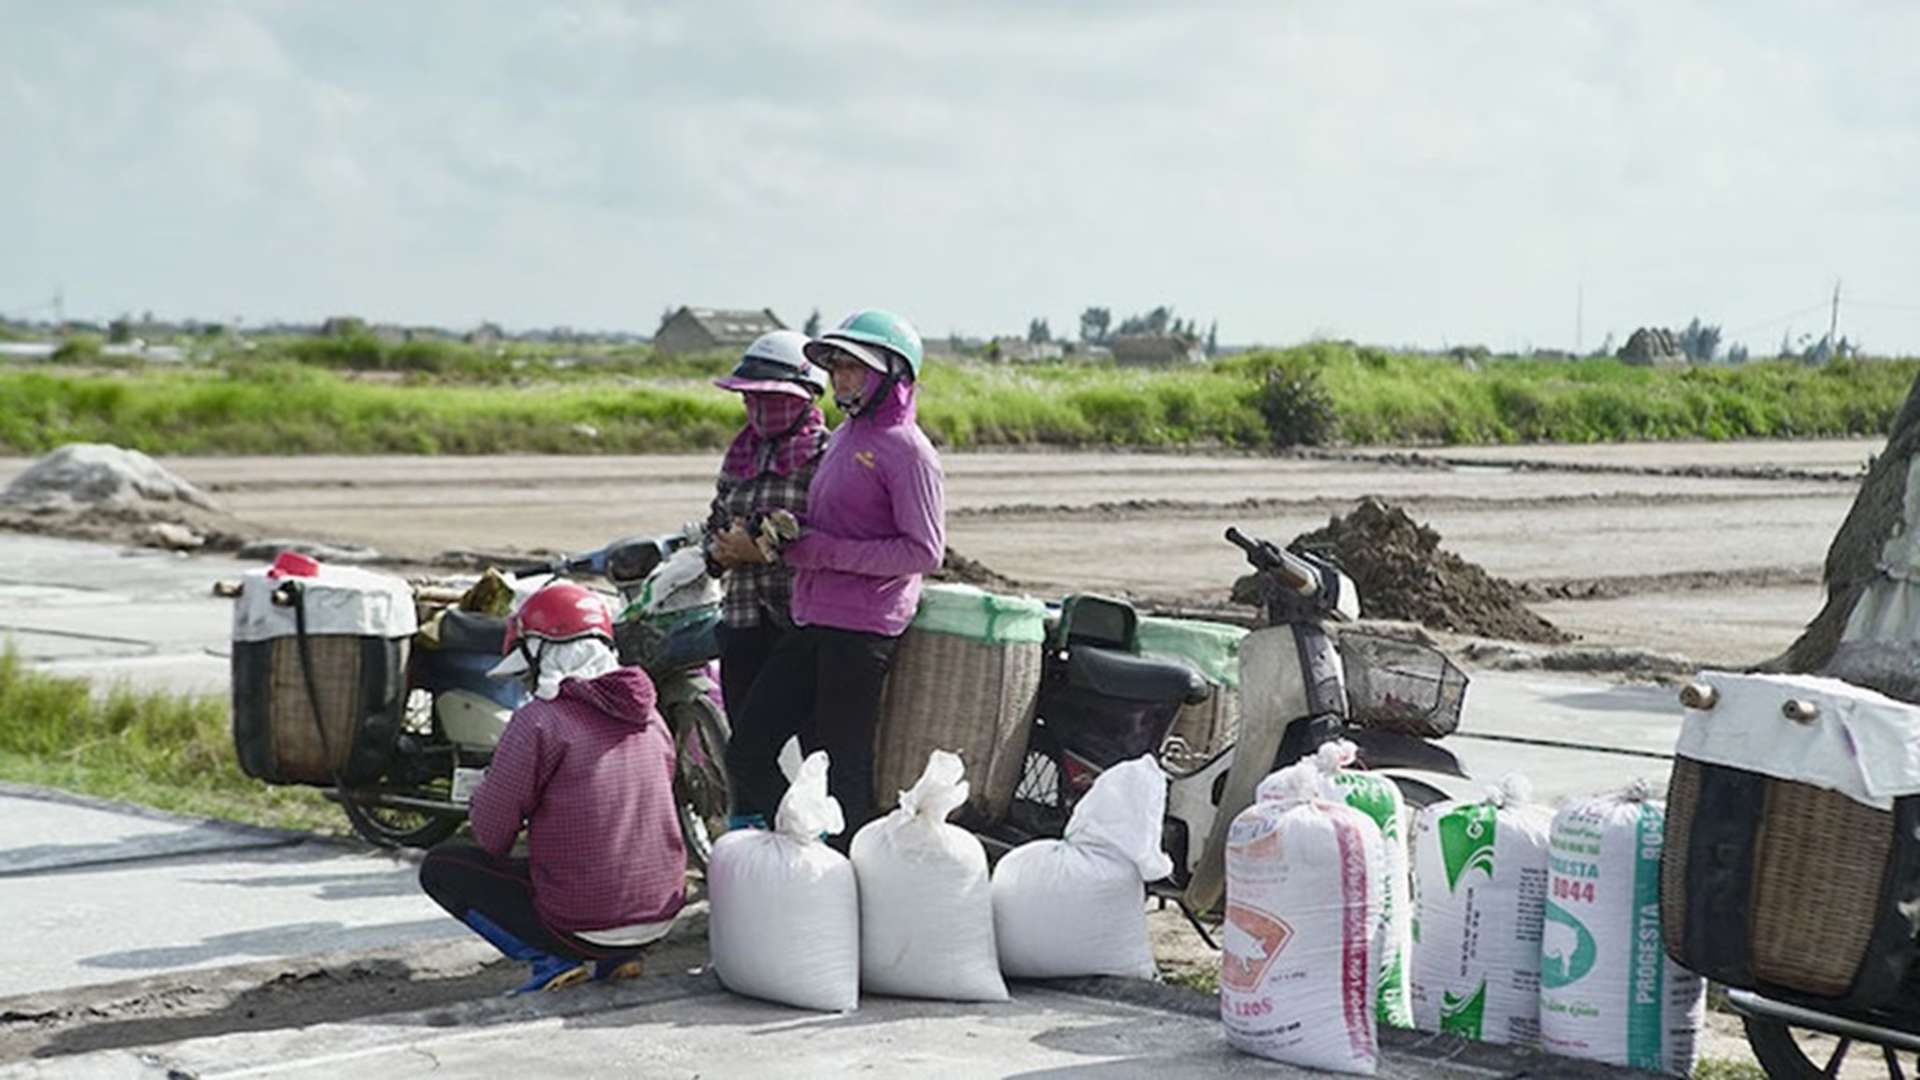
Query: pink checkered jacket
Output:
[[469, 666, 686, 933]]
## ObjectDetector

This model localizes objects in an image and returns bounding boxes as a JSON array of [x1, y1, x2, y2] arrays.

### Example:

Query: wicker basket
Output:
[[232, 634, 409, 786], [1663, 755, 1903, 1001], [874, 628, 1041, 826]]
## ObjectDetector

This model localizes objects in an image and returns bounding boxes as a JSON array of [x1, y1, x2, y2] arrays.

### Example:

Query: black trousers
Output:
[[418, 844, 635, 963], [725, 625, 900, 830], [716, 621, 784, 721]]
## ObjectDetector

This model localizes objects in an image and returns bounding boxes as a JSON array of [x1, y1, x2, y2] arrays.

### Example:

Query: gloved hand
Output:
[[751, 509, 800, 562]]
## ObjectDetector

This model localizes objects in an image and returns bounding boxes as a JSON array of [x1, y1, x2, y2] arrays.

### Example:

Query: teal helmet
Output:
[[804, 309, 924, 380]]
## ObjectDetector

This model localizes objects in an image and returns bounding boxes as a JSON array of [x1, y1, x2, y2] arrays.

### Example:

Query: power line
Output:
[[1721, 300, 1831, 338]]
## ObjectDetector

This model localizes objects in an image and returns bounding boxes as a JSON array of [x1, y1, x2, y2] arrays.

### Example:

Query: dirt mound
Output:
[[1281, 496, 1569, 644], [933, 546, 1019, 590]]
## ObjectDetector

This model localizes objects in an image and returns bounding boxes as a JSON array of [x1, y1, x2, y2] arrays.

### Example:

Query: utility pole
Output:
[[52, 288, 64, 330], [1828, 278, 1841, 353]]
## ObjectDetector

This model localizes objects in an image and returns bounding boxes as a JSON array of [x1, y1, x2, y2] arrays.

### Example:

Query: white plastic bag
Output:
[[708, 751, 860, 1012], [851, 750, 1009, 1001], [1540, 782, 1704, 1075], [1223, 757, 1387, 1076], [992, 755, 1172, 980], [1410, 774, 1552, 1046]]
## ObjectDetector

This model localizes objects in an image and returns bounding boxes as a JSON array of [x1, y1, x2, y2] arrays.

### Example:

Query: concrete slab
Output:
[[1449, 670, 1679, 802], [0, 534, 241, 697], [0, 789, 462, 998], [34, 652, 230, 697], [6, 841, 461, 998], [5, 980, 1665, 1080], [0, 789, 295, 876]]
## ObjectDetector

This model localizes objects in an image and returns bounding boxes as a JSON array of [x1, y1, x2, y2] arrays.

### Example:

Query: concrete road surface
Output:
[[0, 534, 240, 698], [4, 976, 1666, 1080], [0, 787, 462, 998]]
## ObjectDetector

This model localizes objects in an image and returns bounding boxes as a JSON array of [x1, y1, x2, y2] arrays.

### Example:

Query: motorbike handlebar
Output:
[[1223, 526, 1317, 594]]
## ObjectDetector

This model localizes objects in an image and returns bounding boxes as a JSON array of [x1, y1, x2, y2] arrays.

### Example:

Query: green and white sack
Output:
[[1539, 782, 1703, 1076], [1316, 743, 1414, 1030], [1410, 776, 1552, 1046]]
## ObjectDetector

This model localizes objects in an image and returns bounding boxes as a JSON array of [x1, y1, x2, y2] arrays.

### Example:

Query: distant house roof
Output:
[[670, 307, 786, 344], [1110, 333, 1204, 366]]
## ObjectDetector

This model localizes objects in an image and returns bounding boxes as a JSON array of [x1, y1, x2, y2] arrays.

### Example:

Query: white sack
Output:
[[852, 750, 1008, 1002], [708, 751, 860, 1012], [1409, 775, 1553, 1046], [992, 755, 1172, 980], [1223, 757, 1387, 1076], [1314, 744, 1415, 1030], [1539, 782, 1704, 1076]]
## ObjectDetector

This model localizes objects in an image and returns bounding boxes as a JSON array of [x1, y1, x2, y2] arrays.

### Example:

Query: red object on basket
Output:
[[267, 551, 320, 579]]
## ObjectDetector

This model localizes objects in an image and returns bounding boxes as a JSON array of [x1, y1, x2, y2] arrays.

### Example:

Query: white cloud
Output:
[[1, 0, 1916, 350]]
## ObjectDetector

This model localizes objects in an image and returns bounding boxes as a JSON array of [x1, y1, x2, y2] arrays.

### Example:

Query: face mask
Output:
[[745, 392, 808, 437]]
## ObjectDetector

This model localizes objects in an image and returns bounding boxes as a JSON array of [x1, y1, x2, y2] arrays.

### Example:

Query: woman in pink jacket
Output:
[[419, 582, 686, 993], [718, 309, 944, 833]]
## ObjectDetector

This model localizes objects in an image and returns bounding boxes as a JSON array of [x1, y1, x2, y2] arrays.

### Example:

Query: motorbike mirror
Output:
[[605, 538, 666, 586]]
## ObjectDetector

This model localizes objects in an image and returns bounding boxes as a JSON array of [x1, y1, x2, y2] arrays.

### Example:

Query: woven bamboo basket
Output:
[[257, 635, 388, 785], [874, 627, 1041, 825], [1663, 756, 1892, 997]]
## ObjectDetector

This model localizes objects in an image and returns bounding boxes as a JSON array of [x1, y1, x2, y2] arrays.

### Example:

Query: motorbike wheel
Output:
[[669, 694, 730, 875], [1745, 1015, 1915, 1079], [341, 791, 462, 850], [1006, 748, 1068, 837]]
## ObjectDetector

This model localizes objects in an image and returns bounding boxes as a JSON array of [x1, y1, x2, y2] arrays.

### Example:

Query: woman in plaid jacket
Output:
[[703, 330, 830, 737]]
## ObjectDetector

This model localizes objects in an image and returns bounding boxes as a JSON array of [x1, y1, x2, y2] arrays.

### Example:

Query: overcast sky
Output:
[[4, 1, 1918, 352]]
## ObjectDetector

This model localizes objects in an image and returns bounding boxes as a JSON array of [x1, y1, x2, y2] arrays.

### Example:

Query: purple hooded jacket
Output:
[[782, 378, 945, 636], [469, 667, 686, 933]]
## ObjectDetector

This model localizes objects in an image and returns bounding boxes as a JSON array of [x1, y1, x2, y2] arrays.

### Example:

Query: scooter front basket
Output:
[[1337, 632, 1466, 738]]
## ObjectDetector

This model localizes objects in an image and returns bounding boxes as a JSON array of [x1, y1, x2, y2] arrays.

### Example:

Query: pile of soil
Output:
[[1274, 496, 1569, 644], [933, 546, 1019, 590]]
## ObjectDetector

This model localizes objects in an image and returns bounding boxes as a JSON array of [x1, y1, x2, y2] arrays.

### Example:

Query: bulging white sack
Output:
[[1409, 775, 1552, 1046], [708, 751, 860, 1012], [852, 750, 1009, 1001], [1311, 744, 1415, 1030], [1540, 782, 1703, 1076], [992, 755, 1172, 980], [1223, 757, 1387, 1076]]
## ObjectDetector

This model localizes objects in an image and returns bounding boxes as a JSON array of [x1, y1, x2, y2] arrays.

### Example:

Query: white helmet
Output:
[[713, 329, 828, 398]]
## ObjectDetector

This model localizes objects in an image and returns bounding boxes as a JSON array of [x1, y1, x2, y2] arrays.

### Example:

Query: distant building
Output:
[[989, 336, 1065, 363], [653, 307, 785, 356], [1110, 333, 1204, 367]]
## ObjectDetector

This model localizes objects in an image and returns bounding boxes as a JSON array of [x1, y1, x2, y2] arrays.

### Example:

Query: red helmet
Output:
[[502, 582, 614, 655]]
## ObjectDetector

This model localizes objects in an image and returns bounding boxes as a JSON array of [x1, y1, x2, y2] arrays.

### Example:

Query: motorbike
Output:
[[328, 525, 731, 870], [979, 525, 1472, 933]]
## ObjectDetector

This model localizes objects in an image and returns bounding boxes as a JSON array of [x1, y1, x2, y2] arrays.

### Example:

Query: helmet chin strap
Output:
[[836, 360, 902, 417], [515, 639, 544, 692]]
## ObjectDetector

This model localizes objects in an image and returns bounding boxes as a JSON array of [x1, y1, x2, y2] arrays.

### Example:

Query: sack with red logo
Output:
[[708, 751, 860, 1012], [1221, 755, 1387, 1076], [991, 755, 1172, 980], [851, 750, 1009, 1002]]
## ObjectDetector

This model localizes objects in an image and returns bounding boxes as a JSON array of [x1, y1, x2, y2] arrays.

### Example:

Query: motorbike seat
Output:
[[1062, 645, 1211, 706], [439, 609, 507, 654]]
